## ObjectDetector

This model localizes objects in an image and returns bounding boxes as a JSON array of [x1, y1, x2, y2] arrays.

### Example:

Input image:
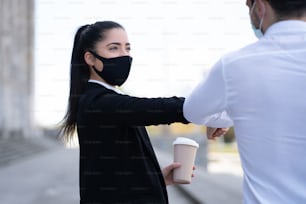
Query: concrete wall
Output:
[[0, 0, 34, 138]]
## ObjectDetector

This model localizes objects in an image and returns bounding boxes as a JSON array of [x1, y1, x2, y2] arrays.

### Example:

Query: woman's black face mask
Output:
[[90, 51, 133, 86]]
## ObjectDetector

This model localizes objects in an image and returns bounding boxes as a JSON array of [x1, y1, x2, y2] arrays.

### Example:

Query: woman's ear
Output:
[[84, 51, 96, 67]]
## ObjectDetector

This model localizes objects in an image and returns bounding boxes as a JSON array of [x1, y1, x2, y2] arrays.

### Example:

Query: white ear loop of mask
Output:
[[250, 1, 265, 31]]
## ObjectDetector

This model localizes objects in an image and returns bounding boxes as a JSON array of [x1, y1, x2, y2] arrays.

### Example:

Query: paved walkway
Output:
[[0, 136, 243, 204], [157, 150, 243, 204], [0, 144, 79, 204]]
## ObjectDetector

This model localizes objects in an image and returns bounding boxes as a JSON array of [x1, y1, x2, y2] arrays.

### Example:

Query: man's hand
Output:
[[206, 127, 229, 140]]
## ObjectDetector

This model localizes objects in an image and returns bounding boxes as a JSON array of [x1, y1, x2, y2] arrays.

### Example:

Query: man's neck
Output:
[[277, 14, 306, 22], [297, 16, 306, 22]]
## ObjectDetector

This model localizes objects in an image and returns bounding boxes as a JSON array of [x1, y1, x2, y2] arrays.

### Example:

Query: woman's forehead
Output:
[[102, 28, 129, 43]]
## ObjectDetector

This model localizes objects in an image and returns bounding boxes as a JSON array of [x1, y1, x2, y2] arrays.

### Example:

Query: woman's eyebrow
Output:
[[106, 42, 121, 46], [106, 42, 130, 46]]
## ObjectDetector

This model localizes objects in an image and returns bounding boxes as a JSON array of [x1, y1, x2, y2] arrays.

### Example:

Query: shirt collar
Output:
[[88, 79, 122, 94], [265, 20, 306, 36]]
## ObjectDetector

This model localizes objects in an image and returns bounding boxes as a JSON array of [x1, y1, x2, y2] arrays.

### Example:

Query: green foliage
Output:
[[223, 127, 235, 143]]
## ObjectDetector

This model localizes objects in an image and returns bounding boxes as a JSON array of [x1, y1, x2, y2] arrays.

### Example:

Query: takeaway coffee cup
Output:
[[173, 137, 199, 184]]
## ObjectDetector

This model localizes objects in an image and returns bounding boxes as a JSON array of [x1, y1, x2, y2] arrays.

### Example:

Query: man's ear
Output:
[[84, 51, 95, 66], [255, 0, 266, 18]]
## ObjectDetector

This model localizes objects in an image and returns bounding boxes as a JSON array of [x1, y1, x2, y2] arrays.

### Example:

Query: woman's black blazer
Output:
[[77, 82, 188, 204]]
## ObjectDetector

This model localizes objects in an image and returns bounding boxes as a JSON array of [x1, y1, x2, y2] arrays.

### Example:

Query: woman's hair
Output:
[[60, 21, 124, 141], [251, 0, 306, 18]]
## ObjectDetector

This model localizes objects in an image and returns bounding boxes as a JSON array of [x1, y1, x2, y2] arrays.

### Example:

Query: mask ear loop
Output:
[[250, 1, 256, 16], [250, 1, 265, 33], [259, 2, 265, 32]]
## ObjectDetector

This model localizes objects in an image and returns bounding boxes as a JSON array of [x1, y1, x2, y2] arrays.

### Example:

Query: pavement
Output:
[[0, 137, 79, 204], [157, 150, 243, 204], [0, 136, 243, 204]]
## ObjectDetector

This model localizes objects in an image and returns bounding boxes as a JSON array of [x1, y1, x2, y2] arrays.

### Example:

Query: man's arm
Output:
[[183, 59, 233, 127]]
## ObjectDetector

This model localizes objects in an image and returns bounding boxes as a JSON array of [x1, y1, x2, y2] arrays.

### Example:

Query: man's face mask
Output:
[[250, 1, 265, 39], [90, 51, 132, 86]]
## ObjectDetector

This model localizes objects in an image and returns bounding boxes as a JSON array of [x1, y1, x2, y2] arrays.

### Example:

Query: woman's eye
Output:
[[109, 47, 118, 51]]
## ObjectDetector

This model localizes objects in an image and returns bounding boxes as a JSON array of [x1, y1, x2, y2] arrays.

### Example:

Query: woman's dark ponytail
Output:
[[61, 25, 90, 141], [60, 21, 124, 142]]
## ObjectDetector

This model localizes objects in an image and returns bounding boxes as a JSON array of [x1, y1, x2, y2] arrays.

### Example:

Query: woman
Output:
[[61, 21, 191, 204]]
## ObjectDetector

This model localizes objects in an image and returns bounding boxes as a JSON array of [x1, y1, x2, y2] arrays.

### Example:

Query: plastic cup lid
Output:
[[173, 137, 199, 148]]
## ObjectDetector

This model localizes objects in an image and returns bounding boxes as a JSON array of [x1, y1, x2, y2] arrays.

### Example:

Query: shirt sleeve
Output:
[[183, 59, 233, 127]]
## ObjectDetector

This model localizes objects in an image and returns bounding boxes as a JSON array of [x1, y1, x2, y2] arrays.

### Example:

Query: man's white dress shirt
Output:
[[184, 20, 306, 204]]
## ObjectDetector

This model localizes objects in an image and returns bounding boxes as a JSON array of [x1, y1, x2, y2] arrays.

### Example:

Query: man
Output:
[[184, 0, 306, 203]]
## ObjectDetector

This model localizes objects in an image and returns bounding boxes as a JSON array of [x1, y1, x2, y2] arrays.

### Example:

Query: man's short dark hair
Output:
[[270, 0, 306, 18], [253, 0, 306, 18]]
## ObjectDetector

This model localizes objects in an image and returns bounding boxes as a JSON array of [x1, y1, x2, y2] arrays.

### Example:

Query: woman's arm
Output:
[[81, 90, 189, 126]]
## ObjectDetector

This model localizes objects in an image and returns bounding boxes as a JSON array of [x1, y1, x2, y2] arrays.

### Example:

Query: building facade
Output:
[[0, 0, 35, 138]]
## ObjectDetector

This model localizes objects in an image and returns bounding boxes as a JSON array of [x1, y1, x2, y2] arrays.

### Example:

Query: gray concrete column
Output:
[[0, 0, 35, 138]]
